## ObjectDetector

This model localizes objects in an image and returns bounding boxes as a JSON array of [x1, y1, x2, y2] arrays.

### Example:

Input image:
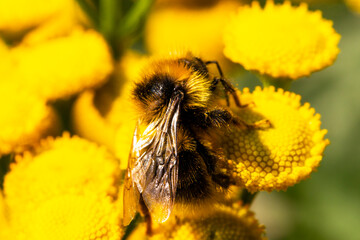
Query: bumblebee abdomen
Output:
[[176, 149, 214, 203]]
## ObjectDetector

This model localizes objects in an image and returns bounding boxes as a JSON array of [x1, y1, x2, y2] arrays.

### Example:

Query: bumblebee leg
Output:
[[139, 195, 153, 236], [205, 61, 246, 108], [195, 140, 232, 188], [232, 116, 271, 130]]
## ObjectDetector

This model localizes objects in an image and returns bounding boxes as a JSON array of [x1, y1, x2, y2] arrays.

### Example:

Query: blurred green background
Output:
[[241, 3, 360, 240]]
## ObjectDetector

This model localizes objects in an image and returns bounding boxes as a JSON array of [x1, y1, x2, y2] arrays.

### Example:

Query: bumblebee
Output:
[[123, 53, 245, 232]]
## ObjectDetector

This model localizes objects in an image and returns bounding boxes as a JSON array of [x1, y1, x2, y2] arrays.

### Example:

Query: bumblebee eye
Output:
[[149, 82, 164, 96]]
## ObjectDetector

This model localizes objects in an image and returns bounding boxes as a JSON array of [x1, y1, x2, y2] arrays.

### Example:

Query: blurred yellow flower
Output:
[[8, 29, 113, 100], [0, 192, 10, 240], [11, 194, 122, 240], [129, 203, 266, 240], [145, 0, 242, 70], [345, 0, 360, 14], [0, 85, 60, 156], [72, 51, 148, 169], [216, 87, 329, 192], [0, 0, 69, 34], [4, 133, 120, 217], [21, 1, 88, 46], [223, 0, 340, 79]]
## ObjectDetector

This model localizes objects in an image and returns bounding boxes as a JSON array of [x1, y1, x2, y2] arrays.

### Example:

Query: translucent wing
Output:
[[132, 93, 183, 223], [123, 122, 141, 226]]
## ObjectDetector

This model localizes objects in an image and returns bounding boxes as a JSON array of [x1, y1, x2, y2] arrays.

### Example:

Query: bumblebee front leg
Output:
[[205, 60, 246, 108]]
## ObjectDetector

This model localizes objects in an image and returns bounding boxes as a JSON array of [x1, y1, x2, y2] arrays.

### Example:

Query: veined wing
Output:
[[132, 92, 183, 223]]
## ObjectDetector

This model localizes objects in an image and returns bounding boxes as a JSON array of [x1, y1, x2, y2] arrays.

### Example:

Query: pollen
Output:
[[0, 85, 60, 156], [218, 87, 329, 192], [3, 133, 120, 217], [11, 194, 122, 240], [223, 0, 341, 79]]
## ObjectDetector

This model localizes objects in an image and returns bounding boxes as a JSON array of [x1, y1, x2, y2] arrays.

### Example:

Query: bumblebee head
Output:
[[133, 73, 181, 117], [132, 58, 214, 122]]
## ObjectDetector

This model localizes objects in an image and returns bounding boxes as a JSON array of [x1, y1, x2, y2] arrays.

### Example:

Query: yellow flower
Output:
[[8, 29, 113, 100], [129, 203, 266, 240], [21, 1, 88, 46], [72, 51, 148, 169], [11, 194, 122, 240], [215, 87, 329, 192], [345, 0, 360, 14], [0, 192, 10, 240], [71, 90, 118, 159], [0, 84, 60, 156], [4, 133, 120, 217], [145, 0, 242, 70], [223, 1, 340, 80], [0, 0, 68, 34]]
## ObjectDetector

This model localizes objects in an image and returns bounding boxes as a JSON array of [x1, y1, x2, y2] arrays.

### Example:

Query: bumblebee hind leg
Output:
[[139, 195, 153, 236], [195, 140, 233, 189]]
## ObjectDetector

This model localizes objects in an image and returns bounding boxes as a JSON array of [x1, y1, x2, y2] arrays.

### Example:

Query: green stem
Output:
[[99, 0, 120, 41], [75, 0, 99, 28], [255, 73, 292, 91], [116, 0, 153, 37], [98, 0, 122, 58], [0, 154, 13, 189], [122, 213, 142, 240], [241, 189, 258, 205]]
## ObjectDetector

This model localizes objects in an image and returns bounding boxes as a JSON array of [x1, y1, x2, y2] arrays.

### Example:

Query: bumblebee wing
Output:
[[123, 122, 141, 226], [133, 93, 183, 223]]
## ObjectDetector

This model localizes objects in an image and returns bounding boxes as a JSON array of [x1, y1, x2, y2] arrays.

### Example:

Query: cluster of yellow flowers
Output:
[[0, 0, 340, 239]]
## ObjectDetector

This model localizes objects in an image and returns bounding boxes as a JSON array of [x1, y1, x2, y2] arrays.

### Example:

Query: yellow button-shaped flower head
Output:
[[129, 203, 266, 240], [4, 133, 120, 217], [10, 29, 113, 101], [216, 87, 329, 192], [145, 0, 242, 69], [12, 194, 122, 240], [171, 205, 265, 240], [223, 0, 340, 80], [0, 85, 60, 156]]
